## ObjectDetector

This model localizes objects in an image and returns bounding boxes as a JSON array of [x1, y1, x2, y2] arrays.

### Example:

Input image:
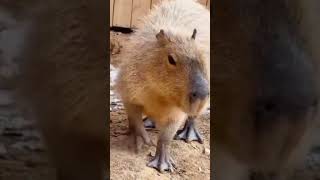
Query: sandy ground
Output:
[[110, 31, 211, 180]]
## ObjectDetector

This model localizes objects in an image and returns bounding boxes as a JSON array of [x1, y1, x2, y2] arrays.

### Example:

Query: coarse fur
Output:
[[114, 0, 210, 172], [213, 0, 320, 179]]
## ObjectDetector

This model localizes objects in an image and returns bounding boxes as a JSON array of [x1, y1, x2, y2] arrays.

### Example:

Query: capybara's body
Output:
[[115, 0, 210, 172], [0, 1, 107, 179], [213, 0, 320, 179]]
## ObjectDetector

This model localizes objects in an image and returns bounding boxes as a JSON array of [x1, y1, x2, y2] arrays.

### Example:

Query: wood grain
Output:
[[113, 0, 133, 27], [110, 0, 114, 26]]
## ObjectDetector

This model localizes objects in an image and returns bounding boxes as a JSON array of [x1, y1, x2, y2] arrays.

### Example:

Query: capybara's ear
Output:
[[156, 29, 170, 45], [191, 28, 197, 40]]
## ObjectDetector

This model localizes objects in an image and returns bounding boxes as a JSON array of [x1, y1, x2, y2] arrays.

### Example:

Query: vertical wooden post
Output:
[[112, 0, 133, 28], [110, 0, 114, 26]]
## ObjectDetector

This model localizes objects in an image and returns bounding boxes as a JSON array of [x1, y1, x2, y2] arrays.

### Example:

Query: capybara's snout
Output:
[[189, 70, 209, 103]]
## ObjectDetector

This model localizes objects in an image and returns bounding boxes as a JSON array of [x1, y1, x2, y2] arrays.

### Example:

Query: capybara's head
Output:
[[214, 0, 320, 163], [152, 29, 209, 116]]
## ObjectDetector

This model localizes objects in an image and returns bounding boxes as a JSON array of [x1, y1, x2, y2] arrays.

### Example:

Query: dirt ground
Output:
[[110, 31, 211, 180], [110, 105, 210, 180]]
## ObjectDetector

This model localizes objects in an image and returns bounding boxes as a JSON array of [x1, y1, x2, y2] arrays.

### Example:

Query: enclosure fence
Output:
[[110, 0, 210, 28]]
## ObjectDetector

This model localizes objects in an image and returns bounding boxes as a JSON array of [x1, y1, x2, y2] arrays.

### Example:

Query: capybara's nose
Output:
[[189, 71, 210, 103], [190, 88, 209, 103], [189, 74, 209, 103]]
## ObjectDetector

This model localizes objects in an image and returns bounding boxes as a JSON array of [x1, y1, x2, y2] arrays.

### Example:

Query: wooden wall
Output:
[[110, 0, 210, 28]]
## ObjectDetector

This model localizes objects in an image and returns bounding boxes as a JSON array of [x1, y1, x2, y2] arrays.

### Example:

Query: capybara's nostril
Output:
[[189, 88, 209, 103]]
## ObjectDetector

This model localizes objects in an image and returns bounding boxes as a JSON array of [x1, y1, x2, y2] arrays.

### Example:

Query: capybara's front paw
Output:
[[147, 145, 176, 173]]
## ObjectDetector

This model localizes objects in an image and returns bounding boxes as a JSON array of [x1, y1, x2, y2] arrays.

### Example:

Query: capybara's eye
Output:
[[168, 55, 176, 65]]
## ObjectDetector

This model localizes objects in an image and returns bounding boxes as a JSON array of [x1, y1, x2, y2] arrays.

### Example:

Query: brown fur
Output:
[[116, 32, 209, 124]]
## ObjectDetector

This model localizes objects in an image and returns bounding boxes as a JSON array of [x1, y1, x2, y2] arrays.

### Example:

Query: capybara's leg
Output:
[[125, 103, 154, 152], [147, 120, 183, 173]]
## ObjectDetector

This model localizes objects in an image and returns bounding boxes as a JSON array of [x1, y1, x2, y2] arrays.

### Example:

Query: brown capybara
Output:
[[0, 1, 107, 179], [213, 0, 320, 179], [115, 0, 210, 173]]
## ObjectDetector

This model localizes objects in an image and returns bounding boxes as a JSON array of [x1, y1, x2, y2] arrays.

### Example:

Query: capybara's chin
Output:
[[186, 99, 208, 116]]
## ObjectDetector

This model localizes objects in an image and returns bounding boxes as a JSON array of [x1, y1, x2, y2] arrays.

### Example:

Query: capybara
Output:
[[0, 1, 107, 179], [213, 0, 320, 179], [115, 0, 210, 173]]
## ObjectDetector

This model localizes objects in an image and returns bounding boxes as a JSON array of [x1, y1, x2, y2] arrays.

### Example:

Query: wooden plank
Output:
[[197, 0, 207, 6], [110, 0, 114, 26], [207, 0, 210, 9], [113, 0, 133, 28], [131, 0, 151, 28]]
